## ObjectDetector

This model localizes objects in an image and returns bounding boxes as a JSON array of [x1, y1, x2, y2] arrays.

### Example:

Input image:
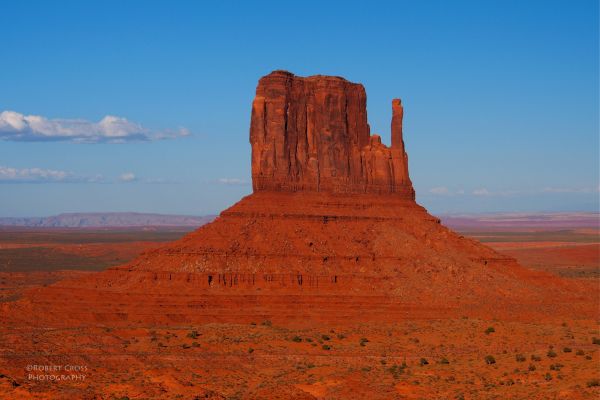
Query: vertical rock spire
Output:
[[391, 98, 404, 151]]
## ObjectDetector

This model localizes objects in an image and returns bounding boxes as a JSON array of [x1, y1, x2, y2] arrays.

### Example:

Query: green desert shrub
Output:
[[549, 363, 563, 371], [484, 355, 496, 365]]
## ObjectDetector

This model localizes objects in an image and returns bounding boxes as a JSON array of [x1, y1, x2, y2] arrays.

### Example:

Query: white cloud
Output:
[[0, 166, 177, 184], [472, 188, 491, 196], [429, 186, 450, 195], [119, 172, 137, 182], [0, 110, 190, 143], [0, 166, 79, 183], [143, 177, 177, 184], [217, 178, 249, 185]]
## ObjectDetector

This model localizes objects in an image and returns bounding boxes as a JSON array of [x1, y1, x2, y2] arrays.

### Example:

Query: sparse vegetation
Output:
[[359, 338, 369, 346], [544, 373, 552, 381], [528, 364, 536, 371], [592, 337, 600, 345], [419, 358, 429, 366], [576, 349, 585, 356], [485, 327, 495, 335], [440, 357, 450, 365], [547, 349, 557, 358], [388, 362, 408, 378], [549, 363, 563, 371], [531, 354, 542, 362], [587, 379, 600, 387], [292, 336, 302, 342], [322, 344, 331, 350], [562, 347, 572, 353], [187, 330, 199, 339], [515, 354, 526, 362], [261, 320, 272, 327], [484, 355, 496, 365]]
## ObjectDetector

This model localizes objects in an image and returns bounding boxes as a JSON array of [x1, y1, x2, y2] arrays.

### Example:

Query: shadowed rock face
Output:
[[250, 70, 413, 197]]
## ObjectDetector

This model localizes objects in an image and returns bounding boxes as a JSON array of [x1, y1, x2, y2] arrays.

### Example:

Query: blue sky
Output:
[[1, 0, 598, 217]]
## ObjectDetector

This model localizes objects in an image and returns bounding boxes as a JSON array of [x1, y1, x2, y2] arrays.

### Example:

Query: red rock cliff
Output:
[[250, 70, 414, 197]]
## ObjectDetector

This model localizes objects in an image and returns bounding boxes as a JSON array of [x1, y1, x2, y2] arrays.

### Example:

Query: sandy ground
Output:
[[0, 226, 598, 399]]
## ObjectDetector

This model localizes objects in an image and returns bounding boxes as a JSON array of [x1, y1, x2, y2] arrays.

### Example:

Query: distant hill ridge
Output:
[[440, 212, 599, 229], [0, 212, 216, 228]]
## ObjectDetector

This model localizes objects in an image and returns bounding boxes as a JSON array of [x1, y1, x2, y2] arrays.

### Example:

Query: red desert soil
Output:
[[0, 71, 598, 399], [454, 228, 599, 279], [0, 227, 194, 272]]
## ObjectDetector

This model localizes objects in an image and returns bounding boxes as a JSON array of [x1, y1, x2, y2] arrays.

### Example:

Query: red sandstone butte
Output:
[[1, 70, 598, 400], [251, 70, 413, 196], [1, 70, 595, 330]]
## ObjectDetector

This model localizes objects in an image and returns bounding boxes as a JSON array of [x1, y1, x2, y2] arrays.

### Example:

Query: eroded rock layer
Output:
[[251, 71, 413, 196], [4, 191, 589, 330], [1, 71, 594, 330]]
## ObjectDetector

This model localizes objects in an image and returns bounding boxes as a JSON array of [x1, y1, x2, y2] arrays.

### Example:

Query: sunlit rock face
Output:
[[250, 70, 413, 197]]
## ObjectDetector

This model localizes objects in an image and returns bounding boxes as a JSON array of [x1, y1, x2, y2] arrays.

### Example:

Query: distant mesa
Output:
[[441, 212, 600, 230], [0, 212, 215, 228], [251, 70, 413, 197]]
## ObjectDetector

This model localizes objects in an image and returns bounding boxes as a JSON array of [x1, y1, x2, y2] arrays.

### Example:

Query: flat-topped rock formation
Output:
[[2, 71, 595, 331], [251, 71, 413, 196], [2, 71, 598, 400]]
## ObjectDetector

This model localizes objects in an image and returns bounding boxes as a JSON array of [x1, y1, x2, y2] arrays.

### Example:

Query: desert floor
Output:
[[0, 225, 598, 399]]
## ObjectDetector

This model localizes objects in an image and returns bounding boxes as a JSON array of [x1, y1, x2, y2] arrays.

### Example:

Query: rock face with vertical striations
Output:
[[2, 70, 586, 335], [250, 70, 414, 197]]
